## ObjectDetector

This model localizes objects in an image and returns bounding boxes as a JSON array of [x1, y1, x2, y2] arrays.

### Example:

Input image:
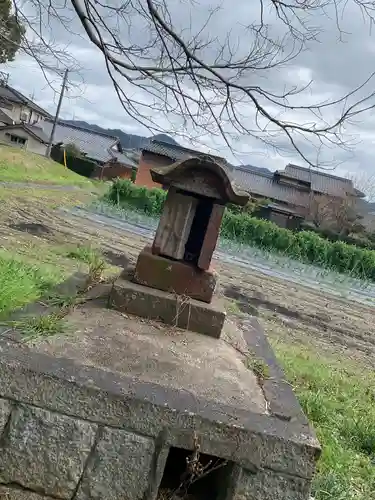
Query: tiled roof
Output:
[[282, 164, 356, 196], [24, 124, 49, 143], [107, 151, 138, 169], [40, 120, 126, 163], [232, 167, 308, 206], [233, 162, 361, 206], [143, 139, 232, 168], [0, 84, 51, 117]]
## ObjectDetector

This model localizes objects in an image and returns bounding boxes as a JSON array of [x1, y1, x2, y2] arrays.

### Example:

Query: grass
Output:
[[243, 354, 271, 380], [274, 342, 375, 500], [12, 313, 67, 339], [0, 250, 62, 318], [225, 299, 241, 314], [0, 186, 96, 207], [66, 244, 104, 266], [0, 144, 93, 186], [66, 245, 106, 283]]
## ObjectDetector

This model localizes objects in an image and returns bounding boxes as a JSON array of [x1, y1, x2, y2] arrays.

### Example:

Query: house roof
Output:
[[232, 167, 308, 206], [0, 123, 49, 143], [281, 164, 357, 196], [142, 139, 232, 168], [232, 163, 361, 206], [0, 108, 13, 125], [0, 84, 51, 117], [266, 202, 303, 217], [40, 120, 132, 164], [105, 151, 138, 169]]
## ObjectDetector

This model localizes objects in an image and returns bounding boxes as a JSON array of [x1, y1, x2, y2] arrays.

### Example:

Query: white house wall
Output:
[[0, 128, 47, 155], [0, 103, 44, 125]]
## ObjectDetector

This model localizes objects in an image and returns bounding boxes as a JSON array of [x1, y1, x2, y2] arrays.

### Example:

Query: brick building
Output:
[[136, 140, 232, 189]]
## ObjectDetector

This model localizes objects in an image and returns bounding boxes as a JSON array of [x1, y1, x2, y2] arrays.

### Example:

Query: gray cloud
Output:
[[5, 0, 375, 183]]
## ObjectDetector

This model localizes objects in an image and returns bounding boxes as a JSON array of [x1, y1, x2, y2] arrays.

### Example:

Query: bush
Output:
[[106, 179, 375, 281], [300, 223, 375, 250], [108, 178, 166, 215]]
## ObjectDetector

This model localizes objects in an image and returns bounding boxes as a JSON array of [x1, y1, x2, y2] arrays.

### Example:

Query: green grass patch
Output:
[[0, 251, 62, 318], [0, 145, 93, 186], [66, 245, 103, 265], [66, 245, 106, 283], [106, 179, 375, 281], [243, 354, 270, 380], [12, 313, 67, 339], [274, 343, 375, 500]]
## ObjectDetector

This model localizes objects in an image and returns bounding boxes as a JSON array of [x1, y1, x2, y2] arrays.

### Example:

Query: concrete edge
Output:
[[241, 316, 320, 447], [0, 336, 320, 476]]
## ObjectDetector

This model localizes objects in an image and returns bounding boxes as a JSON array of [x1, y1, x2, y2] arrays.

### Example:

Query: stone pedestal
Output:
[[134, 246, 217, 303], [110, 275, 225, 338]]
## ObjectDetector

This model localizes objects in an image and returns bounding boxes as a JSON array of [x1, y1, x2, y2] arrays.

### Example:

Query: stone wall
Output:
[[0, 276, 320, 499], [0, 332, 320, 500], [0, 396, 165, 500]]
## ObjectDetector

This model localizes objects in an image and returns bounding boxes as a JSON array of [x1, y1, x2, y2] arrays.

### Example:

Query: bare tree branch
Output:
[[6, 0, 375, 166]]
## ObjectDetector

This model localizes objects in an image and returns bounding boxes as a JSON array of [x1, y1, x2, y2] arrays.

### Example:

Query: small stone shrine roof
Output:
[[150, 156, 249, 206]]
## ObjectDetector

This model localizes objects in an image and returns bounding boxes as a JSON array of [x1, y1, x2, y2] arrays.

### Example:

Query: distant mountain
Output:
[[63, 120, 178, 150]]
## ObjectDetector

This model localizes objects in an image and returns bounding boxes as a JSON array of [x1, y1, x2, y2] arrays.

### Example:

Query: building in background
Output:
[[136, 139, 365, 230], [41, 120, 137, 178], [0, 123, 49, 155], [137, 140, 232, 189], [0, 82, 51, 154], [0, 83, 51, 126]]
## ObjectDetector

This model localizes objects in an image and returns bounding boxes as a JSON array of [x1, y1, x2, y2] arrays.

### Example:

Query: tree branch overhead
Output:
[[5, 0, 375, 166]]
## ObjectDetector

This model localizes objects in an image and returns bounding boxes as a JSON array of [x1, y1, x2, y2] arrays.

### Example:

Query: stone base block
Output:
[[110, 276, 226, 338], [134, 246, 217, 303], [233, 468, 313, 500]]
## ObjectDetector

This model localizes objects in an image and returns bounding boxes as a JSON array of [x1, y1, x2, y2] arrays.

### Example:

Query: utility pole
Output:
[[46, 69, 68, 157]]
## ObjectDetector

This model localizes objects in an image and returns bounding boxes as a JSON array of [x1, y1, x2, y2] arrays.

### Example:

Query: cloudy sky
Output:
[[5, 0, 375, 182]]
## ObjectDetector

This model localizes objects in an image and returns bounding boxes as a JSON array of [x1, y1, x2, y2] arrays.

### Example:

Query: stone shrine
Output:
[[0, 156, 321, 500], [110, 156, 249, 338]]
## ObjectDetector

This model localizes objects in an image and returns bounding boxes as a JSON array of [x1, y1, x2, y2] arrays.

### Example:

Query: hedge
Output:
[[106, 179, 375, 281], [51, 143, 97, 178]]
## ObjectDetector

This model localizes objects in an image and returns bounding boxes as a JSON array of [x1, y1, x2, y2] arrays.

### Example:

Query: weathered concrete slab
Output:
[[28, 302, 267, 413], [0, 486, 56, 499], [134, 246, 217, 303], [0, 301, 320, 478], [235, 468, 312, 500], [110, 276, 226, 338], [0, 297, 320, 499]]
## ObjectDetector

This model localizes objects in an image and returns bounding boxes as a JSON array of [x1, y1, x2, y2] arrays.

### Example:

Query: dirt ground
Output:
[[1, 191, 374, 369]]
